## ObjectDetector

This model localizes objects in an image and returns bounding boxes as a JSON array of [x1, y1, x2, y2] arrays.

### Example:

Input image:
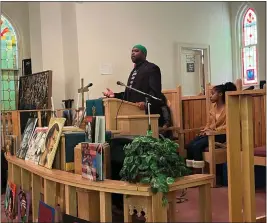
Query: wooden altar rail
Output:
[[226, 90, 266, 222], [6, 154, 214, 222]]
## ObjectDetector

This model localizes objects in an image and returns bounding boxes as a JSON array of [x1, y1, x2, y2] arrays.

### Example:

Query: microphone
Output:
[[78, 83, 93, 93], [116, 81, 161, 101], [85, 83, 93, 88], [116, 81, 125, 87]]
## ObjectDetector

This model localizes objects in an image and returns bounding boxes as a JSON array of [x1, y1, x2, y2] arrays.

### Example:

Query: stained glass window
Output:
[[1, 70, 18, 110], [241, 8, 258, 86], [1, 15, 19, 110]]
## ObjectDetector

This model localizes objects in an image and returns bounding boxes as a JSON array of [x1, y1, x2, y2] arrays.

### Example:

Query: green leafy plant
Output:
[[119, 135, 191, 206]]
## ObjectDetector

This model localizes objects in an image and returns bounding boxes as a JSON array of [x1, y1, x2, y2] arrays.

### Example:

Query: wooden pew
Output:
[[169, 80, 266, 187], [162, 86, 183, 141], [253, 85, 266, 166], [202, 85, 265, 186], [163, 87, 207, 157], [226, 90, 266, 222]]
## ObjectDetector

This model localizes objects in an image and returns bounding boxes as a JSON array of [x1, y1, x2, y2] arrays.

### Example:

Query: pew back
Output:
[[252, 93, 266, 147], [182, 95, 207, 144], [162, 87, 207, 143], [226, 90, 266, 222], [162, 86, 182, 130]]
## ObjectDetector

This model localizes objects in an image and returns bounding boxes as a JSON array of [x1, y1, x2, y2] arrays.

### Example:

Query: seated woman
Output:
[[158, 93, 173, 139], [186, 82, 237, 172]]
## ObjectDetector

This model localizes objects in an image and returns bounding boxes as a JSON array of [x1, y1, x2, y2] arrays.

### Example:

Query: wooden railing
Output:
[[226, 90, 266, 222], [6, 155, 214, 222]]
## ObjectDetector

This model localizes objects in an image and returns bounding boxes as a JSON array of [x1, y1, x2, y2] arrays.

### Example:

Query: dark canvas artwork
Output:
[[18, 70, 52, 133], [18, 70, 52, 110]]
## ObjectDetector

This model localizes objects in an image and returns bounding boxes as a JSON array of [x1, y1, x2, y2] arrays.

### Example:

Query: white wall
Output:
[[2, 2, 237, 102], [28, 2, 43, 73], [1, 1, 31, 69], [75, 2, 233, 98], [39, 2, 66, 108], [61, 2, 80, 102], [230, 1, 266, 83]]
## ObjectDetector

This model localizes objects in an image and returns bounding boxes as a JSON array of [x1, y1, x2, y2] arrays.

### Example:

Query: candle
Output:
[[76, 93, 80, 110], [51, 97, 55, 111]]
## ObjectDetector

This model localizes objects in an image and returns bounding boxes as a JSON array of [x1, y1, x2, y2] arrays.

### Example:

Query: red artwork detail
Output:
[[0, 20, 9, 37], [1, 27, 9, 36], [246, 11, 255, 24]]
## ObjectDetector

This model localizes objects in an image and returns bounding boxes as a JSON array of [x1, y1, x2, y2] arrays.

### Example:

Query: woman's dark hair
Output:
[[213, 82, 237, 103], [45, 123, 60, 148]]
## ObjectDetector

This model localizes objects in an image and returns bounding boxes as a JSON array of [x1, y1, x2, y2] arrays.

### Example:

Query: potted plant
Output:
[[119, 135, 191, 206]]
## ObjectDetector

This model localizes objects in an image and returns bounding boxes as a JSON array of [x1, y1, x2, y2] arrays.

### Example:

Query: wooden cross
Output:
[[78, 78, 90, 110]]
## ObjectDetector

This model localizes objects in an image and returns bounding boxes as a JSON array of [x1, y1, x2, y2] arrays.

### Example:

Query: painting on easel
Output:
[[38, 117, 66, 169]]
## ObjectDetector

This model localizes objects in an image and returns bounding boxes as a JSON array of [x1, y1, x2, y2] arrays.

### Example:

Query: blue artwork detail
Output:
[[246, 69, 255, 81]]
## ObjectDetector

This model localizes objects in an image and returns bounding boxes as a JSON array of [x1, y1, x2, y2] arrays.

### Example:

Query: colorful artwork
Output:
[[1, 15, 18, 110], [16, 118, 38, 159], [243, 8, 257, 46], [39, 118, 66, 169], [85, 116, 96, 143], [242, 8, 258, 85], [17, 188, 31, 223], [1, 15, 18, 69], [4, 182, 17, 220], [81, 143, 104, 181], [4, 183, 11, 216], [25, 127, 48, 164], [38, 201, 55, 223]]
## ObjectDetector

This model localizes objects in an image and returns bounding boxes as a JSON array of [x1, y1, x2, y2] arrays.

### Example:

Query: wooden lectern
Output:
[[103, 98, 159, 138], [117, 114, 160, 138]]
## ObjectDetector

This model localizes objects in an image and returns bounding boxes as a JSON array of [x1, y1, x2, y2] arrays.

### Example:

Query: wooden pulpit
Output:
[[103, 98, 145, 130], [117, 114, 160, 138], [103, 98, 159, 138]]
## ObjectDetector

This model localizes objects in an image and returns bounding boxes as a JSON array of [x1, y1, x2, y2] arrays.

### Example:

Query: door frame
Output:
[[174, 42, 211, 93]]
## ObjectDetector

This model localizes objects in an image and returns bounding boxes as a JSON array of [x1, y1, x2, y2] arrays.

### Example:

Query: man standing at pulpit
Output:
[[103, 44, 162, 114]]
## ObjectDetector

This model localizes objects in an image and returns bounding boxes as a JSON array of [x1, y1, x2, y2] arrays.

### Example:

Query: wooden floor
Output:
[[1, 187, 265, 222]]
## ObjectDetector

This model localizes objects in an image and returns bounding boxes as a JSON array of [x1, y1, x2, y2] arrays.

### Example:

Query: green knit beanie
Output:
[[133, 44, 147, 56]]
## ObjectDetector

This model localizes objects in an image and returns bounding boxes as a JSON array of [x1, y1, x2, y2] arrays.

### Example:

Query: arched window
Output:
[[241, 8, 258, 86], [1, 15, 19, 110]]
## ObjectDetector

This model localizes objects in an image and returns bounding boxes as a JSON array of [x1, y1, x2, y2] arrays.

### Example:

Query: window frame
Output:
[[1, 15, 19, 111], [240, 7, 259, 86]]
